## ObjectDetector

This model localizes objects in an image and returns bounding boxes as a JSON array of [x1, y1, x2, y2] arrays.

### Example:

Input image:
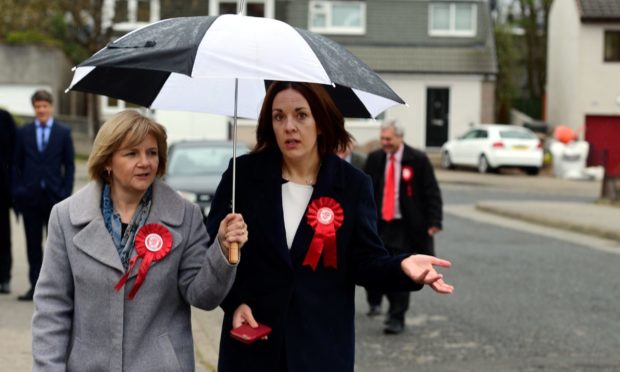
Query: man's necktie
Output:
[[381, 154, 396, 222], [40, 122, 47, 152]]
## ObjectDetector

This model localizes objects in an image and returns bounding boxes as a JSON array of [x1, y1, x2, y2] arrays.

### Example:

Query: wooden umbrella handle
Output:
[[228, 242, 240, 264]]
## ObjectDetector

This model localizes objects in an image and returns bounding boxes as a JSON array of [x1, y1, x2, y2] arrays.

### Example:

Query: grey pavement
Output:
[[435, 168, 620, 243], [0, 162, 617, 371]]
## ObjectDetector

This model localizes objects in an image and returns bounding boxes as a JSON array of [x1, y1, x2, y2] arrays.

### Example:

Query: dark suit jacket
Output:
[[0, 109, 16, 208], [12, 120, 75, 210], [207, 150, 422, 372], [364, 144, 442, 255], [349, 151, 366, 169]]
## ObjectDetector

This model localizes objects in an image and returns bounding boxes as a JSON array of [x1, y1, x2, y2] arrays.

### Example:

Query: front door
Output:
[[426, 88, 450, 147]]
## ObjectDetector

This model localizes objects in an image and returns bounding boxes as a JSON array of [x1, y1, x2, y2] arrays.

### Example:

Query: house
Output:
[[100, 0, 497, 149], [286, 0, 498, 149], [546, 0, 620, 177]]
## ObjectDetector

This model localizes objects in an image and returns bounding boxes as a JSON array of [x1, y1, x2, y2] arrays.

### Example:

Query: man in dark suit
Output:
[[337, 141, 366, 169], [364, 120, 443, 334], [12, 90, 75, 301], [0, 107, 16, 294]]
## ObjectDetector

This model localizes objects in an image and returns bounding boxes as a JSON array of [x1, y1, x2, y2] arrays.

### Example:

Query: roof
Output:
[[348, 45, 497, 74], [577, 0, 620, 22], [285, 0, 497, 76]]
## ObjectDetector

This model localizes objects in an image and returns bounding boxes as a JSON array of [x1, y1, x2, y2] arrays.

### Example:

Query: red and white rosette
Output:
[[402, 165, 414, 197], [115, 223, 172, 299], [304, 197, 344, 271]]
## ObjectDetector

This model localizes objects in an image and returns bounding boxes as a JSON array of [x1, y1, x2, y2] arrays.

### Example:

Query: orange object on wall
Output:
[[554, 125, 576, 144]]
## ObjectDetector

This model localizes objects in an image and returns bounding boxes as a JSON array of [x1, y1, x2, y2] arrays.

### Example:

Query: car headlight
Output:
[[177, 190, 198, 203]]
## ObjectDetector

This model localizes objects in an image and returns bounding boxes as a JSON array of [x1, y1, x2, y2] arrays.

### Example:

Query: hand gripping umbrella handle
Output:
[[229, 242, 240, 264]]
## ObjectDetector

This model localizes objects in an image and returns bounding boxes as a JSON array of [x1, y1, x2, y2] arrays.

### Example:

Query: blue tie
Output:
[[40, 122, 47, 152]]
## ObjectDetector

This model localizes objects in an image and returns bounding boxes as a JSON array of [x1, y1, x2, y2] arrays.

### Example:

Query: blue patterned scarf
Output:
[[101, 183, 153, 270]]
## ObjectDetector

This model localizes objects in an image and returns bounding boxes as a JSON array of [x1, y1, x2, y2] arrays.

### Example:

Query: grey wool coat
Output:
[[32, 179, 237, 372]]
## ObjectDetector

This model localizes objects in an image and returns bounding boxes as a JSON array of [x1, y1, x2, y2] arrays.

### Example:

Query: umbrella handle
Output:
[[228, 242, 240, 264]]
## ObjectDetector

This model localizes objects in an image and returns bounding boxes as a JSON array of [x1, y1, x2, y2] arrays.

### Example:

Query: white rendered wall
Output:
[[546, 0, 581, 129], [579, 24, 620, 122], [380, 73, 484, 149]]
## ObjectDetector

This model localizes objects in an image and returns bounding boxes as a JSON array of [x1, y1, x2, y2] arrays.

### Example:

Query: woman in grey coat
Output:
[[32, 110, 247, 371]]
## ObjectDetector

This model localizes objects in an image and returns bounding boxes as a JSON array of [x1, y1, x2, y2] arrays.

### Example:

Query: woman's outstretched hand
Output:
[[217, 213, 248, 256], [400, 254, 454, 294]]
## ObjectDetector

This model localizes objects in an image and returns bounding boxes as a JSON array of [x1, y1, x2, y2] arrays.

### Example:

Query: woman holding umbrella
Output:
[[32, 110, 248, 371], [207, 82, 454, 372]]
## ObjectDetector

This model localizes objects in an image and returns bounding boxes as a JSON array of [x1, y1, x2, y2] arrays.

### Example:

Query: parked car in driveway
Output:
[[164, 140, 250, 219], [440, 124, 543, 175]]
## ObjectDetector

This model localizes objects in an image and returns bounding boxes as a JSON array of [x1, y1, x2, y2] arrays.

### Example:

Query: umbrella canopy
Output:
[[68, 14, 405, 119]]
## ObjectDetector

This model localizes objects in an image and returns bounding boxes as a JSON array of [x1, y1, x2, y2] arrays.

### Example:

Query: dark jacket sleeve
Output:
[[0, 110, 16, 206], [419, 153, 442, 229], [350, 173, 423, 292], [11, 126, 25, 211]]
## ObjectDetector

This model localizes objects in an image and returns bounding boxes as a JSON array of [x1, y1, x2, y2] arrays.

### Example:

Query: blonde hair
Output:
[[88, 110, 168, 182]]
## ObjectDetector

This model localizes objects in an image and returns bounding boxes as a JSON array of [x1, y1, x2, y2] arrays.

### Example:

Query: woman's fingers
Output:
[[232, 304, 259, 328], [402, 255, 454, 293], [429, 256, 452, 268], [220, 213, 249, 246], [430, 278, 454, 294]]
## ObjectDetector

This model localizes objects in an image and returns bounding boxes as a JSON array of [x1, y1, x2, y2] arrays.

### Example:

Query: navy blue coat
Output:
[[207, 150, 422, 372], [12, 121, 75, 211]]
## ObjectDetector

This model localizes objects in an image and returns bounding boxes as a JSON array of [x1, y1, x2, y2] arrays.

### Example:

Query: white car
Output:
[[440, 124, 543, 175]]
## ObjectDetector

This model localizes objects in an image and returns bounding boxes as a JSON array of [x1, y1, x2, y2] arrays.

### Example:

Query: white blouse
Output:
[[281, 181, 313, 249]]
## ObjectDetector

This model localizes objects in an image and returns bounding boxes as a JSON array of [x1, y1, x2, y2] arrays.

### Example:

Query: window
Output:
[[112, 0, 160, 32], [209, 0, 274, 18], [500, 130, 537, 140], [462, 130, 478, 140], [309, 1, 366, 35], [101, 97, 141, 116], [429, 3, 477, 37], [604, 30, 620, 62]]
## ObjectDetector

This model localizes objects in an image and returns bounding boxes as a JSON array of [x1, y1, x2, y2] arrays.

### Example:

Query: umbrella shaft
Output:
[[231, 78, 238, 213]]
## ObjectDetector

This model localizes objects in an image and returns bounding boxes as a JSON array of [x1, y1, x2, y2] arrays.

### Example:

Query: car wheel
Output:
[[478, 155, 490, 174], [525, 167, 540, 176], [441, 151, 453, 169]]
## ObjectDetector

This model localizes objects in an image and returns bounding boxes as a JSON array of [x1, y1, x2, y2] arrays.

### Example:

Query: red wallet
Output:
[[230, 323, 272, 344]]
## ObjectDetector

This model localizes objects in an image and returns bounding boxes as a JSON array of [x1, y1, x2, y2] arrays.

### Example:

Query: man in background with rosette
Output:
[[364, 120, 443, 335], [31, 110, 248, 371]]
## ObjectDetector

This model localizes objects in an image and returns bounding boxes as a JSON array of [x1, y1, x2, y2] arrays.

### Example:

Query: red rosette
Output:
[[402, 165, 414, 182], [402, 165, 414, 197], [114, 223, 173, 299], [304, 197, 344, 271]]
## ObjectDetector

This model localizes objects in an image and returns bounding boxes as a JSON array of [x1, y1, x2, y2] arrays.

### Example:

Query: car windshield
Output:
[[168, 145, 240, 176], [499, 129, 537, 140]]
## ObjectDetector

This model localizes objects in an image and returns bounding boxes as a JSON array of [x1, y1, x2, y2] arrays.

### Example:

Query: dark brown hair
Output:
[[31, 90, 53, 105], [253, 82, 352, 158]]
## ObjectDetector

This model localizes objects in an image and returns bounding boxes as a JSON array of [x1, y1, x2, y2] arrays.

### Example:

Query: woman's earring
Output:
[[106, 168, 111, 177]]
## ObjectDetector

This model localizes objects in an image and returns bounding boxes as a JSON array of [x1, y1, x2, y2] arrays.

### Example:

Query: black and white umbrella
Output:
[[67, 14, 405, 119], [68, 14, 405, 263]]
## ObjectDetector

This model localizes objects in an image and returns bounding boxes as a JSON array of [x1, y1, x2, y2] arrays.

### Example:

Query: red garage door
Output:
[[585, 115, 620, 176]]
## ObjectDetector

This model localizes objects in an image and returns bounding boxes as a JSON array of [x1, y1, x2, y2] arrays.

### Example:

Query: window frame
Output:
[[209, 0, 275, 18], [604, 30, 620, 62], [112, 0, 161, 33], [428, 2, 477, 37], [308, 1, 367, 35]]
